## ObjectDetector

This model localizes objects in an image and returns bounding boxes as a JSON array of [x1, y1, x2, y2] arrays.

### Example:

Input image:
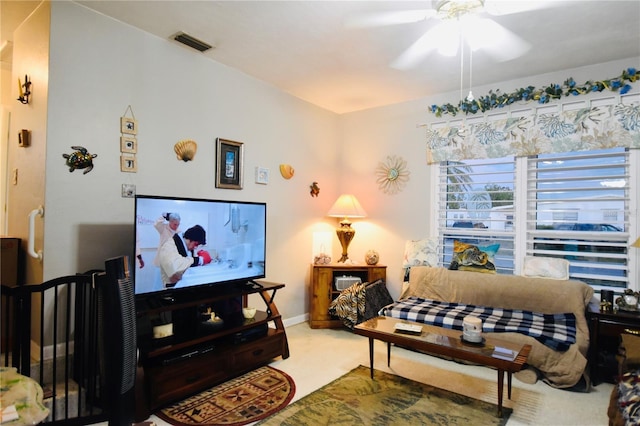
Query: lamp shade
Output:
[[327, 194, 367, 218], [632, 237, 640, 248]]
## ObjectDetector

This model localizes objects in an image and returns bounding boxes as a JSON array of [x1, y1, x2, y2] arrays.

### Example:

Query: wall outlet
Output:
[[122, 184, 136, 198]]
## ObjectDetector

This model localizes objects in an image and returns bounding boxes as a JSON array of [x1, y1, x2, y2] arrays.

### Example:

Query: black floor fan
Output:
[[97, 256, 137, 425]]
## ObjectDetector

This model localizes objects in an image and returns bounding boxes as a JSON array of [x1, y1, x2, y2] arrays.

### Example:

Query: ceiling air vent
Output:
[[172, 32, 213, 52]]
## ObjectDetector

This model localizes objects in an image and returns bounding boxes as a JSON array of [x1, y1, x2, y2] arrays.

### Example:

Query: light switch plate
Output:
[[122, 184, 136, 198], [255, 166, 269, 184]]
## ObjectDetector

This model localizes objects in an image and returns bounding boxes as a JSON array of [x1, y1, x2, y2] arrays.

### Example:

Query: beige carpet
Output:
[[156, 366, 295, 426], [119, 322, 614, 426], [256, 365, 510, 425]]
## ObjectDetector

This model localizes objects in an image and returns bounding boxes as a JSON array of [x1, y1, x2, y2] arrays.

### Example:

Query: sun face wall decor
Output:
[[375, 155, 410, 194]]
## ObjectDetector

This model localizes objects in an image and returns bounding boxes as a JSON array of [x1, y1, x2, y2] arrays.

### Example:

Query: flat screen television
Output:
[[134, 195, 266, 299]]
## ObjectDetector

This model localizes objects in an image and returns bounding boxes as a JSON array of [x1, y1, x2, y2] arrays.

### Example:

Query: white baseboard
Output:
[[30, 340, 75, 361], [283, 313, 308, 328]]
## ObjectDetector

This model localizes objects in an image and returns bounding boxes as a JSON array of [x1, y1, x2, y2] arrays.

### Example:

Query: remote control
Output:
[[394, 322, 423, 334]]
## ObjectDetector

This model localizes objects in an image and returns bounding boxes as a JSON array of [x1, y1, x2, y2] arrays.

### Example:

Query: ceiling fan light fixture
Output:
[[437, 0, 485, 20], [389, 0, 536, 70]]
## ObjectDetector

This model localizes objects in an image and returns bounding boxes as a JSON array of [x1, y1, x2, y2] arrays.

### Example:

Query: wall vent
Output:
[[172, 32, 213, 52]]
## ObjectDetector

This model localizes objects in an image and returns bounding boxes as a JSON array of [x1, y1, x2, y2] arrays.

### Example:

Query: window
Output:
[[527, 148, 631, 290], [437, 157, 516, 274], [436, 148, 635, 292]]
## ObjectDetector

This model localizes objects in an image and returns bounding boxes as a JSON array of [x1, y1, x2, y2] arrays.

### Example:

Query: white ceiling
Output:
[[4, 1, 640, 114]]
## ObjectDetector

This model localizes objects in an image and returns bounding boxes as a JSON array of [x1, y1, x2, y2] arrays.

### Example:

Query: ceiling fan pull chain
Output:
[[459, 28, 464, 103], [468, 44, 474, 102], [469, 44, 472, 92]]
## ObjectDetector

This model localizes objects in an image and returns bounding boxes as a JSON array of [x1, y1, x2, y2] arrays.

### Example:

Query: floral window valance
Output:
[[426, 103, 640, 164]]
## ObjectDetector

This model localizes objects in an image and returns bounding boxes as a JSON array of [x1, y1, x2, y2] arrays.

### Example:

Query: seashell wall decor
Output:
[[174, 139, 197, 162], [279, 164, 295, 179]]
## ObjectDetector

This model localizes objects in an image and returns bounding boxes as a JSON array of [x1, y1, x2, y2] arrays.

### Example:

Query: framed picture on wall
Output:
[[120, 117, 138, 135], [120, 136, 137, 154], [120, 155, 137, 173], [215, 138, 244, 189]]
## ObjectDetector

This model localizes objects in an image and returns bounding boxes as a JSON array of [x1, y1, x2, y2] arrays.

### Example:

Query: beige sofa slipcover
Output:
[[401, 266, 594, 389]]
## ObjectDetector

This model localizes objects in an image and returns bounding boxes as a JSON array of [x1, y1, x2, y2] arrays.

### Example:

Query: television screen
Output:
[[134, 195, 266, 296]]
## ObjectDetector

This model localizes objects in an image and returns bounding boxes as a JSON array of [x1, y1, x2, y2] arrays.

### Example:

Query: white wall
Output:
[[42, 1, 341, 321], [339, 99, 433, 298], [7, 1, 49, 285]]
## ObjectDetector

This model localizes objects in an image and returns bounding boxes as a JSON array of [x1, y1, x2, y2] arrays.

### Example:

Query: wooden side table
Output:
[[587, 308, 640, 385], [309, 264, 386, 329]]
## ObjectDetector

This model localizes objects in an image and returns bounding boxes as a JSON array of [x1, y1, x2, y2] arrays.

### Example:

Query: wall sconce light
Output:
[[327, 194, 367, 263], [18, 129, 30, 147], [17, 75, 31, 104]]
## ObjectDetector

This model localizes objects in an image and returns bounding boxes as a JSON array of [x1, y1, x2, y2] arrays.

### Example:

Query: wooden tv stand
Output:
[[134, 281, 289, 420]]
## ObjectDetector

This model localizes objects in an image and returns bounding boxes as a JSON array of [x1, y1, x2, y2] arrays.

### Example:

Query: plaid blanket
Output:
[[380, 297, 576, 351]]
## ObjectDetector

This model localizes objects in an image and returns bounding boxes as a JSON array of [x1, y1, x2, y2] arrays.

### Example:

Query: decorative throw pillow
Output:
[[522, 256, 569, 280], [615, 369, 640, 426], [448, 240, 499, 273], [328, 282, 366, 329], [402, 238, 438, 268], [361, 280, 394, 323]]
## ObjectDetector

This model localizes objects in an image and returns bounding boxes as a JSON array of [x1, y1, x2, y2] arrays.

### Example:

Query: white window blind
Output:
[[437, 157, 516, 273], [436, 148, 635, 292], [526, 148, 631, 290]]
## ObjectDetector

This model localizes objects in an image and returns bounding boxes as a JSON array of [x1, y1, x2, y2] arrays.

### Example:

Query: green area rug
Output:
[[256, 365, 511, 425], [157, 366, 295, 426]]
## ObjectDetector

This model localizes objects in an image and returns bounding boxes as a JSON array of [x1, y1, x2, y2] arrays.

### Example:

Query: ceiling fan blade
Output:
[[465, 18, 531, 61], [344, 9, 436, 29], [483, 0, 562, 16], [389, 6, 537, 70], [390, 25, 446, 70]]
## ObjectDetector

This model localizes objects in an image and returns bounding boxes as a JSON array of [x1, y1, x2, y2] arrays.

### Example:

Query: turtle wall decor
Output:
[[62, 146, 97, 174]]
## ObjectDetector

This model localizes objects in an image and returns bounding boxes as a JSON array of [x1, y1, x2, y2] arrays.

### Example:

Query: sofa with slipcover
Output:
[[383, 265, 594, 389]]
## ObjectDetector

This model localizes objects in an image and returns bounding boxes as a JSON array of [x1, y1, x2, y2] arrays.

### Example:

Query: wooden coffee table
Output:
[[354, 316, 531, 417]]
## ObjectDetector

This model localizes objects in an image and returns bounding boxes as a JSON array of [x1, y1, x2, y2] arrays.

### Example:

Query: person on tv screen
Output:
[[153, 212, 181, 266], [136, 233, 145, 269], [157, 224, 214, 287]]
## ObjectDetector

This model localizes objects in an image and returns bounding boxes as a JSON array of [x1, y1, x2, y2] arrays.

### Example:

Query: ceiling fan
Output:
[[346, 0, 558, 70]]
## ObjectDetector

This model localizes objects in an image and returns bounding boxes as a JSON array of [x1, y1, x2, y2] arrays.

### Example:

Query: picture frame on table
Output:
[[215, 138, 244, 189]]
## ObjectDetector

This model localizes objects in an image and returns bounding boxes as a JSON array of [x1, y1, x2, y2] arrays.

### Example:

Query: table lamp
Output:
[[327, 194, 367, 263], [632, 237, 640, 248]]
